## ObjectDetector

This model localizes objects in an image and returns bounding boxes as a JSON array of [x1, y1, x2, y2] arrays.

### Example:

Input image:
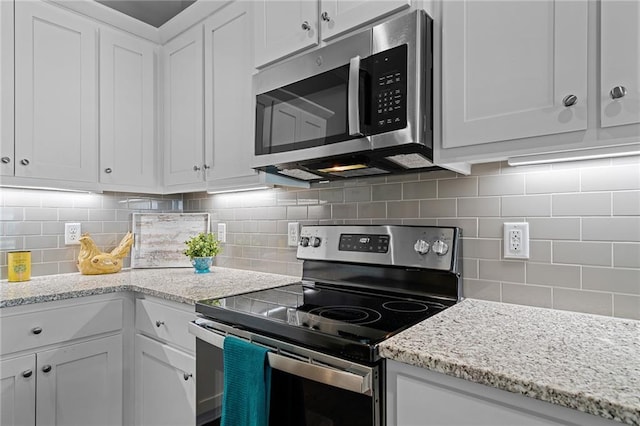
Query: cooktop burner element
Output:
[[195, 225, 462, 363], [306, 306, 382, 325], [382, 300, 430, 313]]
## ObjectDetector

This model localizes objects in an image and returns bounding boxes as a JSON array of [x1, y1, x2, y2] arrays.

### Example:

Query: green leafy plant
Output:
[[183, 232, 222, 259]]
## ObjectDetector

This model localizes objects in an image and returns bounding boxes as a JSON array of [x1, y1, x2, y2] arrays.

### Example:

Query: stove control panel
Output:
[[297, 225, 460, 272]]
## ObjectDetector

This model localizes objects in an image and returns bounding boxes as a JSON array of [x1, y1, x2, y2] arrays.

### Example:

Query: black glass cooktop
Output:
[[196, 282, 451, 363]]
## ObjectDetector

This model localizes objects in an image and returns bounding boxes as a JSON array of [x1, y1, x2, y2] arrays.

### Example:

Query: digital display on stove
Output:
[[339, 234, 389, 253]]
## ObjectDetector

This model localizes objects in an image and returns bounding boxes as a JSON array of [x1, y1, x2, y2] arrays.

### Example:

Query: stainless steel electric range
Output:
[[189, 225, 462, 426]]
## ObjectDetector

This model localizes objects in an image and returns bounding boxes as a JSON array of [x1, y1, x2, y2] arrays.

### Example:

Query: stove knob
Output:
[[413, 239, 430, 255], [311, 237, 322, 248], [432, 240, 449, 256], [300, 237, 310, 247]]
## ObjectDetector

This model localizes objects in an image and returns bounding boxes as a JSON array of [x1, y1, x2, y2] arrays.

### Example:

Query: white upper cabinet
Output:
[[442, 0, 588, 149], [254, 0, 410, 68], [99, 28, 158, 192], [204, 2, 257, 183], [254, 0, 319, 68], [319, 0, 410, 41], [600, 0, 640, 128], [0, 0, 13, 178], [14, 0, 98, 183], [162, 26, 205, 190]]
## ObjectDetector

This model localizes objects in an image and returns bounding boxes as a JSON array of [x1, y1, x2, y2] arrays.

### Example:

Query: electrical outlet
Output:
[[217, 223, 226, 243], [503, 222, 529, 259], [288, 222, 299, 246], [65, 223, 82, 245]]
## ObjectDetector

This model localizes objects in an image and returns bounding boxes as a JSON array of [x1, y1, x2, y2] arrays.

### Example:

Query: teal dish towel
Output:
[[221, 336, 272, 426]]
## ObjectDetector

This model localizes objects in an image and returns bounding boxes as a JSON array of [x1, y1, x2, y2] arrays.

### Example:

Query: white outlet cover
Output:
[[288, 222, 299, 246], [217, 223, 226, 243], [503, 222, 530, 259], [65, 223, 82, 245]]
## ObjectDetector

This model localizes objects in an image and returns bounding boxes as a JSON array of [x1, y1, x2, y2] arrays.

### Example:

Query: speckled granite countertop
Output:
[[0, 267, 298, 308], [379, 298, 640, 425]]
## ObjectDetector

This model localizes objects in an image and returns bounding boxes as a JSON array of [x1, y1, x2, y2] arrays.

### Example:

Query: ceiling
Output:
[[96, 0, 197, 27]]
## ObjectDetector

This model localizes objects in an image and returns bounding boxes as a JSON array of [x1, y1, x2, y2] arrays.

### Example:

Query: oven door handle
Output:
[[188, 321, 373, 395]]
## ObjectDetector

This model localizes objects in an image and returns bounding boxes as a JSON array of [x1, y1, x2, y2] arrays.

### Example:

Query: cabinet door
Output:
[[36, 335, 123, 426], [442, 1, 588, 148], [1, 354, 36, 426], [14, 1, 97, 182], [204, 2, 259, 183], [601, 0, 640, 128], [134, 334, 195, 426], [162, 25, 204, 188], [254, 0, 318, 67], [100, 28, 157, 190], [0, 0, 13, 177], [319, 0, 410, 41]]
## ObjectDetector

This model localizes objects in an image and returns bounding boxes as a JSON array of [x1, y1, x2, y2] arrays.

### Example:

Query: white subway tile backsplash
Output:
[[438, 177, 478, 198], [458, 197, 500, 217], [387, 201, 419, 218], [357, 202, 386, 218], [479, 175, 524, 196], [552, 193, 611, 216], [583, 217, 640, 242], [331, 203, 358, 219], [525, 170, 580, 194], [402, 180, 437, 200], [528, 218, 580, 240], [479, 260, 525, 283], [552, 242, 612, 267], [4, 160, 640, 319], [502, 283, 552, 308], [582, 267, 640, 295], [371, 183, 402, 201], [462, 238, 501, 260], [553, 288, 613, 316], [420, 199, 456, 218], [613, 191, 640, 216], [529, 240, 552, 263], [344, 186, 371, 202], [462, 279, 501, 301], [613, 294, 640, 320], [613, 243, 640, 268], [501, 195, 551, 217], [0, 207, 25, 221], [526, 263, 581, 288], [462, 258, 478, 279], [581, 165, 640, 191]]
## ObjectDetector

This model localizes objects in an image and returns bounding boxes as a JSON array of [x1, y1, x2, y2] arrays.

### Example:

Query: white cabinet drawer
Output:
[[135, 298, 195, 353], [0, 299, 123, 356]]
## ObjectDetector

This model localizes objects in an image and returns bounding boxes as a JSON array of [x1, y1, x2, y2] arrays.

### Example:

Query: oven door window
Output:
[[255, 64, 366, 155], [269, 369, 378, 426]]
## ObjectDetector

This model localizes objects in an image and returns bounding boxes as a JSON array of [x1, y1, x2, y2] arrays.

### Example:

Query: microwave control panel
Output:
[[370, 44, 407, 134]]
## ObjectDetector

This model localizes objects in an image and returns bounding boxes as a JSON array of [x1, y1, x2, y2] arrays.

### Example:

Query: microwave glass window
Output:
[[256, 65, 352, 154]]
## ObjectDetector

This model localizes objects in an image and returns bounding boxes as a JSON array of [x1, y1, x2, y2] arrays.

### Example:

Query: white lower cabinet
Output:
[[134, 335, 195, 426], [386, 360, 619, 426], [134, 296, 196, 426], [0, 295, 126, 426], [0, 355, 36, 426], [36, 335, 123, 426]]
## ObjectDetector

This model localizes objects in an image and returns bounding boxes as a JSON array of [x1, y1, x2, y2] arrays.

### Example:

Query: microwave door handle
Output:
[[348, 55, 362, 136]]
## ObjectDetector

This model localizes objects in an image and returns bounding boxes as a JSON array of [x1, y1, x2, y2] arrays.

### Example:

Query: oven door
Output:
[[189, 319, 382, 426]]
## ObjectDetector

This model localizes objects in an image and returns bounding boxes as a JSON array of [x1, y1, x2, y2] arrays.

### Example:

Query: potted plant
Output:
[[183, 232, 222, 274]]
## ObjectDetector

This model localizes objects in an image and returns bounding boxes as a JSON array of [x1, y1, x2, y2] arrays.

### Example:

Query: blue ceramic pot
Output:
[[191, 256, 213, 274]]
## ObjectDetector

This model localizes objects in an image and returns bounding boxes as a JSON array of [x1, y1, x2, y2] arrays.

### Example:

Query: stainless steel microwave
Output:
[[252, 10, 435, 182]]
